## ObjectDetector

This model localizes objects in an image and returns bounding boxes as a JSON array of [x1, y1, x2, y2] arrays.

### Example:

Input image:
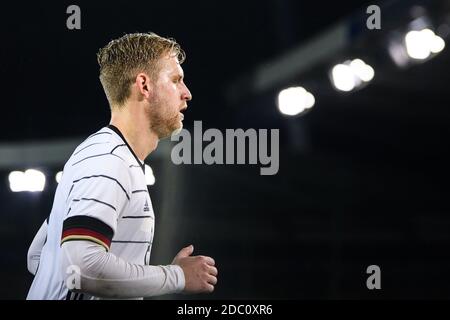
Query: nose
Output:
[[182, 83, 192, 102]]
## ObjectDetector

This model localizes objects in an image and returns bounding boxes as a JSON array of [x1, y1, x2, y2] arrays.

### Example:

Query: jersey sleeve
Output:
[[61, 241, 185, 298], [61, 157, 131, 251], [27, 220, 48, 275]]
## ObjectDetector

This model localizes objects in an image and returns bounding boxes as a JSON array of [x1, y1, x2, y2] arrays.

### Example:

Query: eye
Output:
[[173, 75, 184, 84]]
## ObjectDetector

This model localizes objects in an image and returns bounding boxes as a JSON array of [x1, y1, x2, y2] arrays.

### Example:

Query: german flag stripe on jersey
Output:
[[61, 215, 114, 251]]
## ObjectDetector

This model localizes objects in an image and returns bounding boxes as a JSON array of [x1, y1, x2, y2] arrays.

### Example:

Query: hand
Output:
[[172, 245, 218, 294]]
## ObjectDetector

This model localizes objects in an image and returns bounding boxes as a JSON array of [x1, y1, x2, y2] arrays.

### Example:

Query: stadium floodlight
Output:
[[349, 59, 375, 82], [55, 171, 63, 184], [405, 29, 432, 59], [144, 164, 155, 186], [390, 26, 446, 67], [8, 171, 25, 192], [405, 28, 445, 60], [430, 35, 445, 53], [277, 86, 315, 116], [331, 64, 356, 92], [330, 59, 375, 92], [9, 169, 46, 192]]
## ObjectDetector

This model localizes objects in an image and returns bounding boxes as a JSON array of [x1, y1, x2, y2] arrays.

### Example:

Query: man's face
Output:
[[146, 53, 192, 139]]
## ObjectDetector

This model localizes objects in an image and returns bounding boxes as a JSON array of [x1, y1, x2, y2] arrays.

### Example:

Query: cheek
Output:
[[155, 83, 180, 115]]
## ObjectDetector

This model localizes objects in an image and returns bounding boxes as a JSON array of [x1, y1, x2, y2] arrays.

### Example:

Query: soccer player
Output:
[[26, 33, 218, 300]]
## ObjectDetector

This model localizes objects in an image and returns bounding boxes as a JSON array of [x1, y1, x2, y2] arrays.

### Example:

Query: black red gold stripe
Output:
[[61, 216, 114, 251]]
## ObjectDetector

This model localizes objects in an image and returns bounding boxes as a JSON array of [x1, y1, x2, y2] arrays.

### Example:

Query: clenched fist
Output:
[[172, 245, 218, 293]]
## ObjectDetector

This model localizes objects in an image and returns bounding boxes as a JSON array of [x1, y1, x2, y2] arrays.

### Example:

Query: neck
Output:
[[109, 102, 159, 161]]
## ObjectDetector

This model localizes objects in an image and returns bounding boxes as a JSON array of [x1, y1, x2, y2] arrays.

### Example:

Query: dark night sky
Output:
[[1, 0, 372, 141]]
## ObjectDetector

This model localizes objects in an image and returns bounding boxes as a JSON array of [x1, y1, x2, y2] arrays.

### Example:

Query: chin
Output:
[[170, 123, 183, 137], [158, 122, 183, 140]]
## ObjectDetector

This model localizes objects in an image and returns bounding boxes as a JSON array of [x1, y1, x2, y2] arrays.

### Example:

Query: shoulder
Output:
[[65, 128, 133, 183], [68, 128, 131, 166]]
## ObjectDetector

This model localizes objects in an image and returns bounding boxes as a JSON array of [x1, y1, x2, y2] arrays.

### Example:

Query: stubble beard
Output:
[[146, 99, 182, 140]]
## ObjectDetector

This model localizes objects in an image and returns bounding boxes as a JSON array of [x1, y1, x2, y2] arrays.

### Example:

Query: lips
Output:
[[179, 105, 187, 121]]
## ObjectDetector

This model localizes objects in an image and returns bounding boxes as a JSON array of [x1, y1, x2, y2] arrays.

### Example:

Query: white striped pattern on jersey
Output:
[[27, 125, 155, 300]]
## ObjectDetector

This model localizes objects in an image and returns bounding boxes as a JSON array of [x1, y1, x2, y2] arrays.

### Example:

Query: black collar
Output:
[[107, 124, 145, 174]]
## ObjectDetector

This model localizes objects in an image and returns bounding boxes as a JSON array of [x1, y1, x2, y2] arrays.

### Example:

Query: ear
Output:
[[135, 72, 153, 99]]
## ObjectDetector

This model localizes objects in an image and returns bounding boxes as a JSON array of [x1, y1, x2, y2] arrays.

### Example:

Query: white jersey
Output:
[[27, 125, 156, 300]]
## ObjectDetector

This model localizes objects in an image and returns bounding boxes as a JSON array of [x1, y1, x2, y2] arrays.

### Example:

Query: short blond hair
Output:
[[97, 32, 185, 107]]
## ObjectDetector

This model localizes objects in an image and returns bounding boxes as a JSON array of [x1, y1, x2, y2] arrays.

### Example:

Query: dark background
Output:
[[1, 0, 450, 299]]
